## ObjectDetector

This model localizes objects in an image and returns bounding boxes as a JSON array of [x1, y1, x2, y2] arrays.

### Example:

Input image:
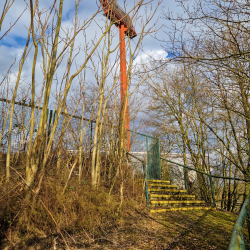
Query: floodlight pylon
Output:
[[100, 0, 137, 151]]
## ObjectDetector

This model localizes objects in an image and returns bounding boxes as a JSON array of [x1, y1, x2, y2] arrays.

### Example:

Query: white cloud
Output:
[[130, 50, 168, 75], [133, 50, 168, 64]]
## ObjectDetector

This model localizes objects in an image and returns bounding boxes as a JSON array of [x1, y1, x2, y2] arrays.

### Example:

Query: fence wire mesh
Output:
[[0, 99, 95, 155], [129, 130, 160, 180], [148, 136, 161, 180], [0, 100, 43, 153]]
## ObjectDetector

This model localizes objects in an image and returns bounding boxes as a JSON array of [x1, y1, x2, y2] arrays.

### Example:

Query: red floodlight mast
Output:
[[99, 0, 137, 151]]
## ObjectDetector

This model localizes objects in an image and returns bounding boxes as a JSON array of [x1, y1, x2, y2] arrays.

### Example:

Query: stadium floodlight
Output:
[[100, 0, 138, 150]]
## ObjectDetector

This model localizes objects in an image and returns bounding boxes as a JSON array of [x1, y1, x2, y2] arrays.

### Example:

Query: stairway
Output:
[[148, 179, 214, 213]]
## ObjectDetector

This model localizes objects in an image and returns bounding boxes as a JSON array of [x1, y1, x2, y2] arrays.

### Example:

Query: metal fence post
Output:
[[145, 135, 149, 211], [209, 176, 216, 207]]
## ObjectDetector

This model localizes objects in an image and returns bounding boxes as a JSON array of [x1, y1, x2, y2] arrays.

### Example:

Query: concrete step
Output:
[[148, 184, 178, 189], [151, 200, 205, 206], [148, 188, 186, 194], [151, 204, 207, 209], [150, 194, 195, 201], [150, 206, 215, 213], [148, 179, 170, 184]]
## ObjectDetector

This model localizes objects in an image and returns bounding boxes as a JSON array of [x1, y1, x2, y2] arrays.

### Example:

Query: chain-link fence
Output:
[[129, 129, 161, 180], [0, 99, 43, 153], [0, 99, 95, 155], [148, 136, 161, 180]]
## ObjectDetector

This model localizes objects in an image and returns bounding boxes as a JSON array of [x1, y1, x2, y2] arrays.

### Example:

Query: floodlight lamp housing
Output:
[[100, 0, 137, 38]]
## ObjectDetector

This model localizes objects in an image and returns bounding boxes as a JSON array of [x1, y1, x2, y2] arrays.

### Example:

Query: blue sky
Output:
[[0, 0, 181, 111]]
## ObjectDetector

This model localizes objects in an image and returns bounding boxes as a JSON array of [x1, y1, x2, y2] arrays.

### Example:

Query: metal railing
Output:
[[228, 194, 250, 250], [161, 158, 250, 204]]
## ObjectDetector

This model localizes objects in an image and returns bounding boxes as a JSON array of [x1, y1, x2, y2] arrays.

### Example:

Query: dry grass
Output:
[[0, 152, 145, 249], [1, 207, 247, 249], [0, 153, 248, 250]]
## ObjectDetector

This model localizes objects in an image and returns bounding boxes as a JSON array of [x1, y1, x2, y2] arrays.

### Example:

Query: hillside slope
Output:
[[1, 207, 248, 249]]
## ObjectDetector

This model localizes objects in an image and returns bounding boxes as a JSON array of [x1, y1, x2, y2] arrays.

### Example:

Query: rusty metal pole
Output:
[[119, 24, 130, 151]]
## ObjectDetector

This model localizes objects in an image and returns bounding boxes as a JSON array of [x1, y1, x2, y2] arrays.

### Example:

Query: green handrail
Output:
[[228, 194, 250, 250], [160, 157, 250, 182]]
